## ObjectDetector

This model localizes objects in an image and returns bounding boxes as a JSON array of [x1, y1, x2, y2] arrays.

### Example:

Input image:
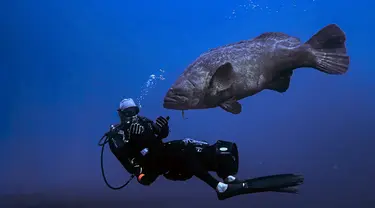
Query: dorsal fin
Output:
[[254, 32, 301, 43], [203, 40, 248, 55], [254, 32, 291, 40]]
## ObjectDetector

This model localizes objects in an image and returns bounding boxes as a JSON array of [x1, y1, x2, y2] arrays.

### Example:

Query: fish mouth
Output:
[[163, 96, 188, 110]]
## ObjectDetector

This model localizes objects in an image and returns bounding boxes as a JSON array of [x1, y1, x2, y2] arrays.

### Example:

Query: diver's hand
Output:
[[104, 124, 122, 138], [130, 158, 143, 175], [129, 123, 145, 135], [133, 164, 143, 175], [154, 116, 170, 139], [156, 116, 169, 129]]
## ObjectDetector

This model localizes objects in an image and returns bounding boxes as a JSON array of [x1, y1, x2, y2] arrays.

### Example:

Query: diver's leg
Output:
[[194, 169, 222, 190], [223, 175, 298, 193], [184, 148, 220, 189], [224, 175, 237, 183], [183, 144, 303, 200], [210, 140, 239, 182], [183, 145, 230, 192]]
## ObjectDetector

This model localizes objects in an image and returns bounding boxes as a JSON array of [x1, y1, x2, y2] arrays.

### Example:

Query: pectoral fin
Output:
[[219, 98, 242, 114], [266, 71, 293, 93], [266, 76, 290, 93]]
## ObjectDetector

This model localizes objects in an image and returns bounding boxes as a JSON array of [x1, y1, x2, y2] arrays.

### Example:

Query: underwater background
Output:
[[1, 0, 375, 207]]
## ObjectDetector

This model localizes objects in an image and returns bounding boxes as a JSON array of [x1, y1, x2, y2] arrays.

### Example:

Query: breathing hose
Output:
[[98, 134, 135, 190]]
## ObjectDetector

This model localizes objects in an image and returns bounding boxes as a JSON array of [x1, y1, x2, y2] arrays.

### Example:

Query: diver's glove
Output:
[[130, 158, 143, 175], [154, 116, 170, 139], [129, 123, 145, 135], [105, 124, 122, 138], [156, 116, 169, 129], [133, 164, 143, 176]]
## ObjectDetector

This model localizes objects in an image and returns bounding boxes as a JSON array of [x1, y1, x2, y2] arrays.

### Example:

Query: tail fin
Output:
[[304, 24, 350, 74]]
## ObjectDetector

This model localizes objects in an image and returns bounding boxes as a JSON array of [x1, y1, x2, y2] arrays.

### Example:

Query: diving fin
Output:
[[275, 186, 299, 193], [217, 174, 304, 200], [219, 97, 242, 114], [242, 174, 304, 190]]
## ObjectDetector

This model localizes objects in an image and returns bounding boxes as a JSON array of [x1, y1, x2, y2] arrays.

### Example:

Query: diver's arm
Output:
[[139, 116, 170, 139], [153, 122, 169, 139], [109, 142, 140, 176], [126, 157, 159, 186], [117, 156, 139, 176], [107, 124, 142, 175], [137, 171, 159, 186], [105, 124, 121, 137], [152, 116, 170, 139]]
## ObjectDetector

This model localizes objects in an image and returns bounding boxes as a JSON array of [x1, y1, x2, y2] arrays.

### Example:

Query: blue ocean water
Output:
[[1, 0, 374, 207]]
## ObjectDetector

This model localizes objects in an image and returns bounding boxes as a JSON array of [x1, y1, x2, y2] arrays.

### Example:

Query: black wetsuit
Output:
[[106, 115, 304, 200], [107, 115, 165, 184], [107, 115, 221, 190]]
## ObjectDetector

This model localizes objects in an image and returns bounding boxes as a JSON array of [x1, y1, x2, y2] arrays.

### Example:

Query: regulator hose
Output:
[[98, 134, 134, 190]]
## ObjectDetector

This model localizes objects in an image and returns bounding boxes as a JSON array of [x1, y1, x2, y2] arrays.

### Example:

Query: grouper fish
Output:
[[163, 24, 350, 114]]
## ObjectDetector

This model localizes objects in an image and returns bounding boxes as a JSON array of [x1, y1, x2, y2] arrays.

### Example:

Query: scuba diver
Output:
[[100, 98, 304, 200]]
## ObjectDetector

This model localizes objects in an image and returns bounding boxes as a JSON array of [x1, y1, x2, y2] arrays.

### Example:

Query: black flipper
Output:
[[275, 186, 299, 193], [243, 174, 304, 190], [266, 71, 293, 93], [217, 174, 304, 200], [304, 24, 350, 74]]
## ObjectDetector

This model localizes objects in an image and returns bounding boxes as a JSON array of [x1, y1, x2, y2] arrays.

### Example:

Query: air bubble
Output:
[[225, 0, 317, 20], [136, 69, 166, 108]]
